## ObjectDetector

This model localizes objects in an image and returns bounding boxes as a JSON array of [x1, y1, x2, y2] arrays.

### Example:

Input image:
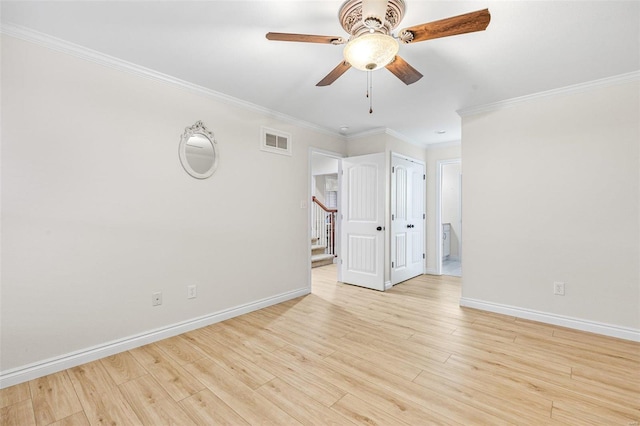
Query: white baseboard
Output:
[[424, 268, 437, 275], [385, 280, 392, 290], [0, 287, 310, 389], [460, 297, 640, 342]]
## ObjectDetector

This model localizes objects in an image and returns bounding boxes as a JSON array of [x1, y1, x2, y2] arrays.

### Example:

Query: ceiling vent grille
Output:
[[261, 127, 292, 156]]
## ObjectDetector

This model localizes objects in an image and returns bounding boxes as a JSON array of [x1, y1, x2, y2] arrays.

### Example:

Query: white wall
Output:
[[0, 35, 346, 380], [311, 153, 339, 176], [461, 79, 639, 336]]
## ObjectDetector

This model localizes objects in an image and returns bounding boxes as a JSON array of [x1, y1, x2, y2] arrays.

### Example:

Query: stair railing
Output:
[[311, 196, 337, 256]]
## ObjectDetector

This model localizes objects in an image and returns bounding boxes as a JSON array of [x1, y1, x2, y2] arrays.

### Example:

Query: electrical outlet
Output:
[[553, 282, 565, 296], [187, 285, 197, 299], [152, 292, 162, 306]]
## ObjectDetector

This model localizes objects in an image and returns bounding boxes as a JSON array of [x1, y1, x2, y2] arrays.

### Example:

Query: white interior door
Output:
[[391, 155, 425, 285], [340, 153, 385, 291]]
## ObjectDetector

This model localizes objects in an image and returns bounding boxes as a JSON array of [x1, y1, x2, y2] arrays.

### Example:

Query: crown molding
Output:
[[347, 127, 425, 148], [426, 140, 461, 150], [384, 127, 421, 147], [346, 127, 387, 140], [0, 23, 343, 139], [458, 70, 640, 117]]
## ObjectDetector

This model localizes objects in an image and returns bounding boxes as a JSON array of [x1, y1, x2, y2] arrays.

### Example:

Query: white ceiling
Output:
[[2, 1, 639, 145]]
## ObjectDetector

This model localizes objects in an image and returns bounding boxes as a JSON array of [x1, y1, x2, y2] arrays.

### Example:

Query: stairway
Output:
[[311, 237, 335, 268]]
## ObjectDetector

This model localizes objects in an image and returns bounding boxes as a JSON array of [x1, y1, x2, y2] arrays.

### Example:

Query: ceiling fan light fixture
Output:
[[343, 33, 399, 71]]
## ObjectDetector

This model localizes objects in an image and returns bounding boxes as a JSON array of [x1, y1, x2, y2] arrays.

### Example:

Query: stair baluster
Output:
[[311, 196, 337, 267]]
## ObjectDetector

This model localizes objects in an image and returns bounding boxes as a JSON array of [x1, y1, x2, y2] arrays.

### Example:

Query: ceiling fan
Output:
[[266, 0, 490, 87]]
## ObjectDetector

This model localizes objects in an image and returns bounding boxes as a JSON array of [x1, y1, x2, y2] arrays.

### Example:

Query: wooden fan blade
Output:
[[316, 61, 352, 86], [386, 56, 423, 85], [399, 9, 490, 44], [266, 32, 345, 45]]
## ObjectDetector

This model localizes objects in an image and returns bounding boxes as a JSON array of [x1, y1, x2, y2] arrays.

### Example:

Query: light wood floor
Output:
[[2, 265, 639, 425]]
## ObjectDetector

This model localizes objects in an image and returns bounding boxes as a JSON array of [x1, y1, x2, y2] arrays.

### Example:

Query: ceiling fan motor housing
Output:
[[339, 0, 406, 38]]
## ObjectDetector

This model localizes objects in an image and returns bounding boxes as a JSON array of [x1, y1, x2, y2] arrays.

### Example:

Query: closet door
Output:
[[391, 155, 425, 285]]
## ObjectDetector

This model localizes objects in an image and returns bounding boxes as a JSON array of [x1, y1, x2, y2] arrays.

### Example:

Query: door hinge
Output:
[[392, 261, 394, 268], [423, 253, 426, 259], [392, 214, 394, 220], [392, 166, 395, 173], [423, 213, 426, 219]]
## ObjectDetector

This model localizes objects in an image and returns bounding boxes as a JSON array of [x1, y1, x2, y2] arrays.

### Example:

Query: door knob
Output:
[[376, 226, 383, 231]]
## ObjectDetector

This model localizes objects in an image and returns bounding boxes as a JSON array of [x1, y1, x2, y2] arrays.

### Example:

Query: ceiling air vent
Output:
[[261, 127, 292, 156]]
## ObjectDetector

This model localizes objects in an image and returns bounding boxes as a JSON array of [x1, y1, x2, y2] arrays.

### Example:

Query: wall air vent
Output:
[[261, 127, 292, 156]]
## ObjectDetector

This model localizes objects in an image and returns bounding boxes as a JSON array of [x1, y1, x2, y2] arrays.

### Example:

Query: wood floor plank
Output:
[[0, 398, 36, 426], [0, 382, 31, 409], [273, 345, 479, 425], [514, 333, 639, 372], [47, 411, 90, 426], [412, 368, 555, 423], [409, 328, 575, 377], [183, 328, 275, 390], [333, 334, 426, 381], [257, 378, 357, 426], [153, 335, 208, 366], [446, 353, 640, 420], [118, 374, 197, 425], [99, 351, 147, 385], [239, 309, 340, 358], [129, 344, 205, 401], [287, 295, 416, 340], [179, 389, 250, 426], [223, 316, 290, 353], [184, 357, 302, 425], [29, 371, 83, 426], [255, 350, 347, 407], [191, 323, 270, 363], [67, 360, 142, 425], [571, 363, 640, 395], [324, 346, 546, 425], [330, 393, 413, 426], [551, 397, 639, 425]]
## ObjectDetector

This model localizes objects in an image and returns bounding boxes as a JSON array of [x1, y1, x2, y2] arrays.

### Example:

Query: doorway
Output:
[[309, 149, 342, 285], [437, 159, 462, 276]]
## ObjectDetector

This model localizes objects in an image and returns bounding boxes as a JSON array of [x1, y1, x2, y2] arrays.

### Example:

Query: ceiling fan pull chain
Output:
[[366, 70, 370, 99], [369, 71, 373, 114]]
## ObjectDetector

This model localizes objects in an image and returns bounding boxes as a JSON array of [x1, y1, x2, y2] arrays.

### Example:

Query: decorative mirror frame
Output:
[[179, 120, 218, 179]]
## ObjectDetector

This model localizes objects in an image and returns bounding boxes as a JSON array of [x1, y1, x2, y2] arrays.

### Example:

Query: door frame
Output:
[[309, 148, 344, 287], [435, 158, 461, 275]]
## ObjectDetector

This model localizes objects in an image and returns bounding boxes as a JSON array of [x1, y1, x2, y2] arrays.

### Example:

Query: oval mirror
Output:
[[179, 121, 218, 179]]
